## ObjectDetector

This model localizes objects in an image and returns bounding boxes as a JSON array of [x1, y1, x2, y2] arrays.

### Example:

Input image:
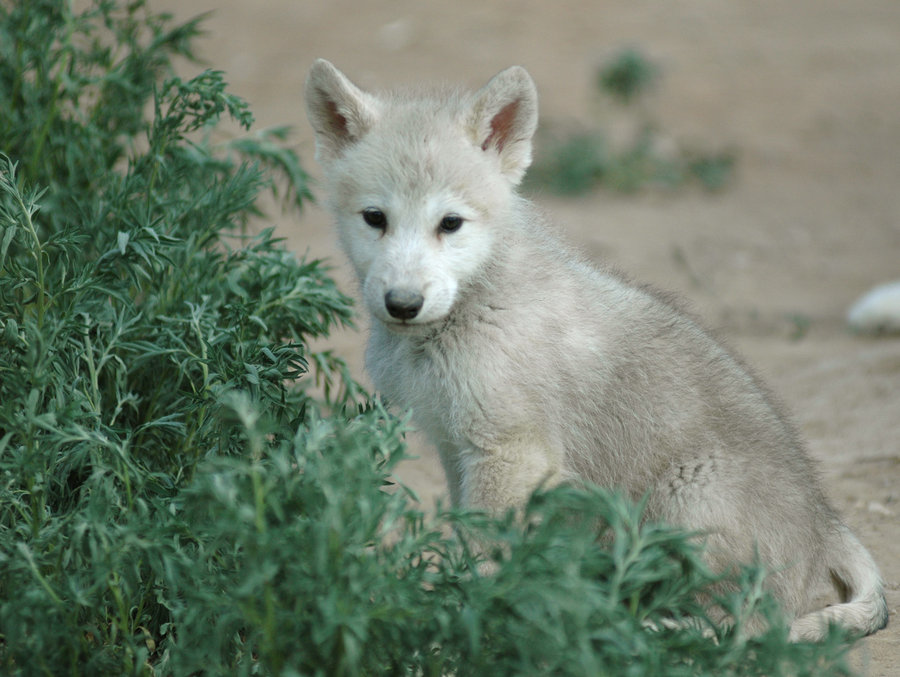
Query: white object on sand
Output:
[[847, 281, 900, 334]]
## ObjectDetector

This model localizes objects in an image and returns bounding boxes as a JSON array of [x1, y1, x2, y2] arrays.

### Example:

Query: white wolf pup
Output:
[[304, 59, 888, 641]]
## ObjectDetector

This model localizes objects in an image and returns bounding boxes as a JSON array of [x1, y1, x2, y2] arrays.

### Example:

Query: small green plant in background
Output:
[[0, 2, 856, 674], [528, 47, 735, 195], [597, 47, 660, 105]]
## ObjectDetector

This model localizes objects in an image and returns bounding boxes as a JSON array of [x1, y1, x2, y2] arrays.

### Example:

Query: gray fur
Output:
[[305, 58, 888, 641]]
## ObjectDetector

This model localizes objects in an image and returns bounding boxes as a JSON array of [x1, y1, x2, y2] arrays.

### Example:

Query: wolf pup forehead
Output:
[[304, 60, 887, 643]]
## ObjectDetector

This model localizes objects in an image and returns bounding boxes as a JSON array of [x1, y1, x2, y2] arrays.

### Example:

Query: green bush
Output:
[[0, 2, 855, 674], [596, 48, 660, 105]]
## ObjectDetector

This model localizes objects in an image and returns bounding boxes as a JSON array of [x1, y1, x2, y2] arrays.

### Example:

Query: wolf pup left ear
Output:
[[468, 66, 539, 185], [305, 59, 380, 162]]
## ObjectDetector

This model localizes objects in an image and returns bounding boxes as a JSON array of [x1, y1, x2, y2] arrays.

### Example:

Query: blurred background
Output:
[[153, 1, 900, 666], [151, 0, 900, 318]]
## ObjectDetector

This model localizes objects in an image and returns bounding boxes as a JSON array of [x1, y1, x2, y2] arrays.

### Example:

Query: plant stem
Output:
[[16, 189, 47, 329]]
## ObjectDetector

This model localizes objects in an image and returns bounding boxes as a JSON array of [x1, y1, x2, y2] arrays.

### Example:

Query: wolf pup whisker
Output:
[[304, 58, 888, 642]]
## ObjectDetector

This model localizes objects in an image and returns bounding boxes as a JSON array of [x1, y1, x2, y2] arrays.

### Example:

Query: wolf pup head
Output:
[[305, 59, 538, 331]]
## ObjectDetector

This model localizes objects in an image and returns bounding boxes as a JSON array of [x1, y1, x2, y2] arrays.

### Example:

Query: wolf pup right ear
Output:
[[305, 59, 381, 162], [467, 66, 539, 186]]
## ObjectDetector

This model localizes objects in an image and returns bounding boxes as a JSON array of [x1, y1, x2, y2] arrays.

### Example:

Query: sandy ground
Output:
[[157, 0, 899, 672]]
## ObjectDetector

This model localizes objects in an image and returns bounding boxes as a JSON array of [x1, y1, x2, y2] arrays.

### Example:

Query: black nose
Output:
[[384, 290, 424, 320]]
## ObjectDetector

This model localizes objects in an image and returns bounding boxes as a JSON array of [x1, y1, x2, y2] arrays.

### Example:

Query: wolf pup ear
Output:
[[468, 66, 539, 185], [305, 59, 380, 162]]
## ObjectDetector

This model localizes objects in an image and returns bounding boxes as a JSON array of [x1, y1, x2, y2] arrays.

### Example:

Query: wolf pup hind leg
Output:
[[304, 58, 888, 641]]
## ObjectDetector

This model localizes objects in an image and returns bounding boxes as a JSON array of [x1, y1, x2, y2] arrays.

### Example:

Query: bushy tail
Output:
[[789, 523, 888, 642]]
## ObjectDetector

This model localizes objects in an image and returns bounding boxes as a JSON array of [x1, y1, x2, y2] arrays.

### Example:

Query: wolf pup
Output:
[[304, 59, 887, 641]]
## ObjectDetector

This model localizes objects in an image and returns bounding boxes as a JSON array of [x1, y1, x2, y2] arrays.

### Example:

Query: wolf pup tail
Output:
[[789, 522, 889, 641]]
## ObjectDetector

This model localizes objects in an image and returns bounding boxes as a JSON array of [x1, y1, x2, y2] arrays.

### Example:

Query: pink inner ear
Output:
[[324, 99, 350, 139], [481, 99, 520, 152]]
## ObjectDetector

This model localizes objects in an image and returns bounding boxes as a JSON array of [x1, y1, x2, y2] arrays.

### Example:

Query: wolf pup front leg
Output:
[[304, 59, 887, 642]]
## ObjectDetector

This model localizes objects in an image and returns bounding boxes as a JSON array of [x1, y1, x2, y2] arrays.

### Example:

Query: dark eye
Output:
[[439, 214, 464, 234], [362, 208, 387, 230]]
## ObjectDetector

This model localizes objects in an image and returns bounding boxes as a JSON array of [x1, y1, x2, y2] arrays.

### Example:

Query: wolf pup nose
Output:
[[385, 289, 424, 320], [304, 58, 888, 643]]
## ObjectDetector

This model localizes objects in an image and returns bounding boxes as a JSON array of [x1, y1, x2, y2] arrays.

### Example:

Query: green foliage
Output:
[[0, 3, 857, 674], [527, 47, 736, 195], [597, 47, 659, 104], [437, 488, 854, 677]]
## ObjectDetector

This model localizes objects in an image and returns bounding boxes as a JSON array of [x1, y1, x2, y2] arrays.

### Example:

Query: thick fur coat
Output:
[[304, 59, 888, 641]]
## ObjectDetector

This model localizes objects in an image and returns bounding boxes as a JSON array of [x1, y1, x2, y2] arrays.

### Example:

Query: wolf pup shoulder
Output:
[[304, 58, 887, 642]]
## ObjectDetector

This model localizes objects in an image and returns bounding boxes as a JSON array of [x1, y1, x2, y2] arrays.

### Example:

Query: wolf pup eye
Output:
[[438, 214, 464, 234], [362, 208, 387, 230]]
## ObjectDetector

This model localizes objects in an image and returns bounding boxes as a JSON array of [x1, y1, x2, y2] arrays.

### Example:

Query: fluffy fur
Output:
[[304, 58, 888, 641]]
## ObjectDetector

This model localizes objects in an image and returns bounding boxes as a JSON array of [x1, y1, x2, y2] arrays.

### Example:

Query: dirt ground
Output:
[[158, 0, 899, 672]]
